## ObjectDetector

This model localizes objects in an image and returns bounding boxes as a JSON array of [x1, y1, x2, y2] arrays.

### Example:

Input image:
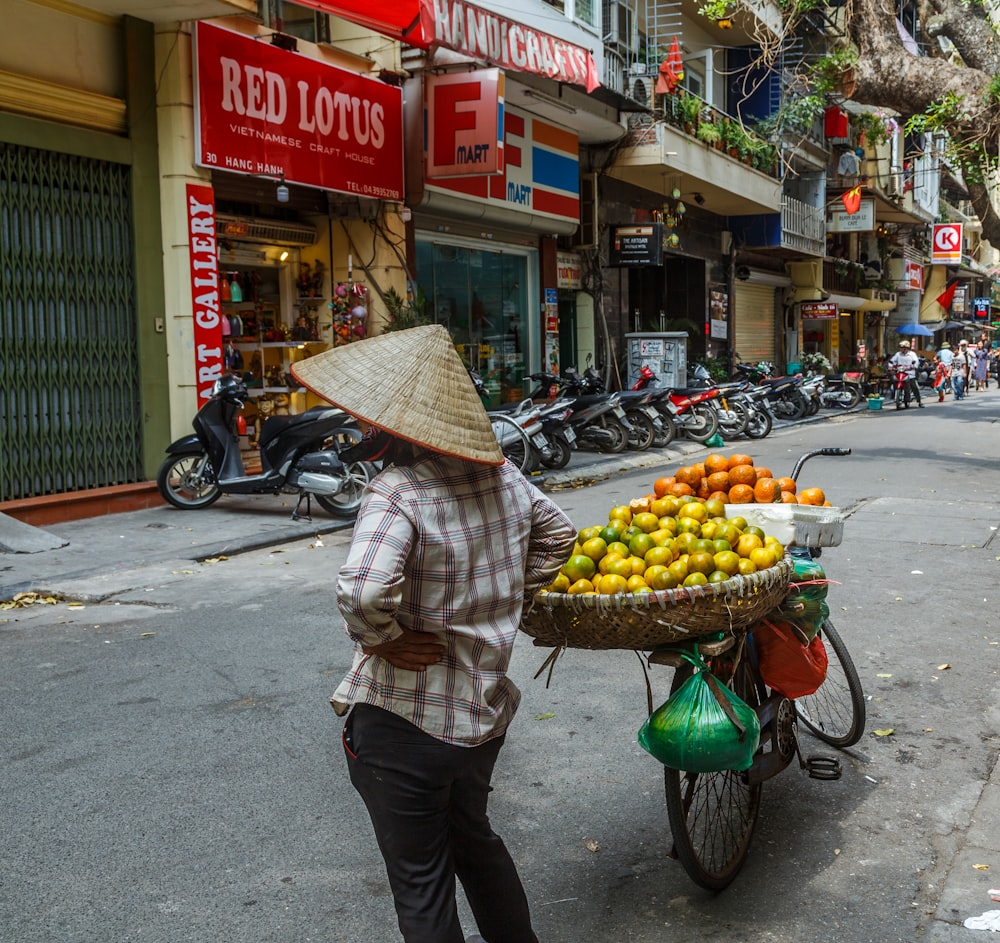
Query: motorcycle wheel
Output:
[[597, 416, 629, 453], [652, 411, 677, 448], [744, 406, 772, 439], [315, 461, 376, 518], [679, 403, 720, 443], [785, 389, 809, 421], [156, 451, 221, 509], [717, 401, 750, 438], [540, 435, 572, 470], [624, 410, 655, 451], [844, 387, 863, 409]]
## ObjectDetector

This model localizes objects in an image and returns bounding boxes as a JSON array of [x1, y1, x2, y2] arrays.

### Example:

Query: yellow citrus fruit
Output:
[[672, 532, 696, 555], [704, 497, 727, 518], [598, 551, 624, 575], [629, 532, 656, 558], [707, 570, 730, 583], [606, 541, 630, 558], [567, 578, 595, 594], [683, 572, 708, 587], [632, 512, 661, 534], [629, 555, 648, 576], [578, 525, 603, 543], [736, 533, 764, 557], [717, 524, 742, 547], [563, 554, 596, 581], [590, 573, 603, 592], [580, 537, 608, 561], [668, 559, 689, 582], [549, 573, 571, 593], [713, 550, 740, 576], [682, 502, 708, 523], [688, 551, 716, 575], [691, 538, 715, 553], [745, 525, 766, 540], [712, 538, 733, 554], [749, 547, 778, 570], [736, 558, 758, 576], [599, 573, 628, 594], [649, 567, 680, 591], [649, 529, 674, 549], [626, 575, 650, 593], [656, 517, 678, 535], [609, 505, 633, 525], [606, 556, 634, 578], [644, 545, 673, 568], [676, 517, 701, 536], [599, 524, 625, 544], [649, 497, 675, 518], [728, 516, 748, 531], [699, 520, 718, 540]]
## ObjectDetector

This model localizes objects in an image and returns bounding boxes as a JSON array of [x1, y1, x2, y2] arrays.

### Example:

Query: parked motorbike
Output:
[[733, 362, 810, 421], [818, 371, 864, 409], [631, 365, 721, 443], [156, 373, 374, 520], [528, 369, 633, 453], [576, 363, 667, 451]]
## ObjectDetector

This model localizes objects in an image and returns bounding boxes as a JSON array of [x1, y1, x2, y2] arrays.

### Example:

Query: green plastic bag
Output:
[[638, 656, 761, 773], [779, 551, 829, 642]]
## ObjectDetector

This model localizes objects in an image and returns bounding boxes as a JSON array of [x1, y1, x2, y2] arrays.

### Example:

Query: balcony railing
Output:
[[823, 259, 864, 295], [781, 195, 825, 255]]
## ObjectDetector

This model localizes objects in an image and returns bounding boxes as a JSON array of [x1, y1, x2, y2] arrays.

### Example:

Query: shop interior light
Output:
[[279, 250, 289, 262]]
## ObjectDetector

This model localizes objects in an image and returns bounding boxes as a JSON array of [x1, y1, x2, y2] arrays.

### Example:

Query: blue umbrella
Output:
[[893, 322, 935, 336]]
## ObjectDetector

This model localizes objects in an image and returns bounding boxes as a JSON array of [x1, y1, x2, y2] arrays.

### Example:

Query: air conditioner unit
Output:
[[216, 213, 318, 247], [631, 61, 647, 75], [884, 174, 903, 198], [628, 75, 655, 108]]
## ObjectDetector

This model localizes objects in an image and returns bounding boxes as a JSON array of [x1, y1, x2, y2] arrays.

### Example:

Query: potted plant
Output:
[[678, 93, 701, 134], [721, 119, 743, 157], [697, 121, 722, 147], [800, 351, 833, 376]]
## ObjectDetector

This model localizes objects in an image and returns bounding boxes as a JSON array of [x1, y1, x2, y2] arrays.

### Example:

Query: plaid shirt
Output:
[[333, 453, 576, 746]]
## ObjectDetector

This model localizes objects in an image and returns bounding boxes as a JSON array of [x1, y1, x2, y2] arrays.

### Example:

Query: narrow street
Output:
[[2, 395, 999, 943]]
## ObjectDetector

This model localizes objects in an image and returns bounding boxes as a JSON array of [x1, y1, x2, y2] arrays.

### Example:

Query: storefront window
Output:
[[415, 241, 531, 406]]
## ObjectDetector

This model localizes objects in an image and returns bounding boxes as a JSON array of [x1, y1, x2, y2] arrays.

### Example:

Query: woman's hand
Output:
[[362, 627, 445, 671]]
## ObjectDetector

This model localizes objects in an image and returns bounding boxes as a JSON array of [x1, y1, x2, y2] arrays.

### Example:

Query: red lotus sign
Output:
[[193, 21, 404, 200]]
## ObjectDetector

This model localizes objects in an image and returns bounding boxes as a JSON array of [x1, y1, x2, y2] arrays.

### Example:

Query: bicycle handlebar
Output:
[[789, 447, 852, 482]]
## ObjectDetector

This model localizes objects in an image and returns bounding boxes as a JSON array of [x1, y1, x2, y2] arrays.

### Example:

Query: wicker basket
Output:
[[520, 554, 793, 651]]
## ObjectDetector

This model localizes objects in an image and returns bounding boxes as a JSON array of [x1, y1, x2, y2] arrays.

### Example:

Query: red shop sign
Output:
[[185, 183, 224, 404], [194, 21, 404, 200]]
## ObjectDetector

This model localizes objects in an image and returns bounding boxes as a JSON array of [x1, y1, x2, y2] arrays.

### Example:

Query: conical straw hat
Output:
[[291, 324, 504, 466]]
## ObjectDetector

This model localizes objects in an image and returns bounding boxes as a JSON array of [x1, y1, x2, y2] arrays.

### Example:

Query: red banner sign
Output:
[[801, 302, 838, 319], [426, 69, 504, 178], [186, 183, 224, 404], [418, 0, 600, 93], [194, 21, 404, 200]]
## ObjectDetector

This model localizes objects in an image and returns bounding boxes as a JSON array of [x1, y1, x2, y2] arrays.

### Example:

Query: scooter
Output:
[[631, 365, 721, 443], [528, 370, 633, 453], [156, 373, 374, 520], [888, 367, 912, 410]]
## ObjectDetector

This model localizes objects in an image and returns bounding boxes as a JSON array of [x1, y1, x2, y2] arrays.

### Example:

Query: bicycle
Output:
[[521, 448, 866, 891], [646, 447, 865, 889]]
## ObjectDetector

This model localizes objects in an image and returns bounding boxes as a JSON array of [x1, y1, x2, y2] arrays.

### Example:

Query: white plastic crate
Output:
[[724, 503, 844, 548]]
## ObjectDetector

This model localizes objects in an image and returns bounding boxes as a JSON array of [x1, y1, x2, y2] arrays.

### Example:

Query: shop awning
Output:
[[297, 0, 600, 91]]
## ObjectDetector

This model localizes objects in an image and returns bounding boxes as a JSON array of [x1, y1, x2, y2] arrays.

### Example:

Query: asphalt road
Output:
[[2, 394, 999, 943]]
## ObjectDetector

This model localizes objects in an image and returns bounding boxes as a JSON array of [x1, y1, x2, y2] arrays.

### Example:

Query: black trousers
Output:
[[344, 704, 539, 943]]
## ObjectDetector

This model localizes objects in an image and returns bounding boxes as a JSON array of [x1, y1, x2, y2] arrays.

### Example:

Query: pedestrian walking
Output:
[[973, 341, 989, 391], [291, 324, 576, 943], [938, 341, 954, 370], [951, 340, 971, 400], [932, 355, 949, 403]]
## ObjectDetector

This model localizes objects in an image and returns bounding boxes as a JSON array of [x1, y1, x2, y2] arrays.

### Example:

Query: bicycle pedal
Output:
[[805, 755, 841, 780]]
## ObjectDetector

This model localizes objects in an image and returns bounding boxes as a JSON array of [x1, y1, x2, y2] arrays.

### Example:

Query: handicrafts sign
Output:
[[194, 21, 404, 200]]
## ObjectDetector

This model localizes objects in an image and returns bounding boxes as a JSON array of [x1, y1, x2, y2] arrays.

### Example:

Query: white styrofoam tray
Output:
[[724, 503, 844, 547]]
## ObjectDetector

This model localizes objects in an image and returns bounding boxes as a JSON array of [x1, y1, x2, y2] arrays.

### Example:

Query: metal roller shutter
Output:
[[733, 283, 777, 363]]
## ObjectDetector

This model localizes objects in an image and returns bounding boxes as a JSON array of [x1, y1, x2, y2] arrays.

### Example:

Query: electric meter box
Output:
[[626, 332, 688, 390]]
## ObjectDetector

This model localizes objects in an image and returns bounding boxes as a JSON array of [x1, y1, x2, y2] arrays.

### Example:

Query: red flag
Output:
[[841, 185, 862, 214], [935, 280, 958, 310], [655, 36, 684, 95]]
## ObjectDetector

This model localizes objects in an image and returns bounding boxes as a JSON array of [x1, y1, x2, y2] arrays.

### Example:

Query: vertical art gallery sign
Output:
[[194, 21, 404, 199], [186, 183, 224, 404]]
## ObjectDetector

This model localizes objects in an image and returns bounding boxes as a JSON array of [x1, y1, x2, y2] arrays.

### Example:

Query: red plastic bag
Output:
[[754, 620, 829, 698]]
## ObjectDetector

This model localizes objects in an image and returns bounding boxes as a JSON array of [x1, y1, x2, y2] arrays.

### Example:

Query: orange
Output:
[[728, 483, 755, 504], [736, 533, 764, 557], [609, 505, 633, 525], [578, 525, 603, 543], [644, 546, 673, 567], [749, 547, 778, 570], [667, 482, 695, 497], [563, 554, 596, 581], [580, 537, 608, 561], [605, 556, 634, 578], [707, 491, 729, 506], [776, 477, 797, 495], [753, 477, 782, 504], [548, 573, 570, 593], [629, 532, 656, 557], [683, 572, 708, 587], [691, 462, 706, 480], [696, 478, 712, 499], [704, 453, 730, 475], [798, 487, 826, 506], [754, 466, 773, 480], [736, 558, 757, 576], [648, 567, 680, 591], [632, 511, 661, 533], [627, 575, 650, 593], [682, 501, 708, 523], [706, 470, 731, 493], [728, 464, 758, 486], [599, 573, 628, 594], [649, 497, 674, 518], [653, 476, 676, 498], [713, 550, 740, 575], [688, 551, 716, 575], [727, 453, 754, 470], [779, 490, 798, 504], [675, 465, 701, 486]]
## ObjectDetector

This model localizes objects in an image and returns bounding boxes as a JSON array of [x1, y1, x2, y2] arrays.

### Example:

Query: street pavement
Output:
[[2, 394, 998, 939]]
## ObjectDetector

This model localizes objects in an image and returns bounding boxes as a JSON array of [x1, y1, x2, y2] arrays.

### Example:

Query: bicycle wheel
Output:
[[490, 414, 536, 473], [663, 654, 763, 890], [795, 620, 866, 749]]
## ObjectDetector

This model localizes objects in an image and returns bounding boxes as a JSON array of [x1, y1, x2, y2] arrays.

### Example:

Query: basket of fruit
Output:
[[520, 452, 832, 651], [521, 554, 793, 650]]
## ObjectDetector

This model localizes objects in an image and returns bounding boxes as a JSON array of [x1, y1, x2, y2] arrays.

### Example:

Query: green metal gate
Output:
[[0, 143, 143, 502]]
